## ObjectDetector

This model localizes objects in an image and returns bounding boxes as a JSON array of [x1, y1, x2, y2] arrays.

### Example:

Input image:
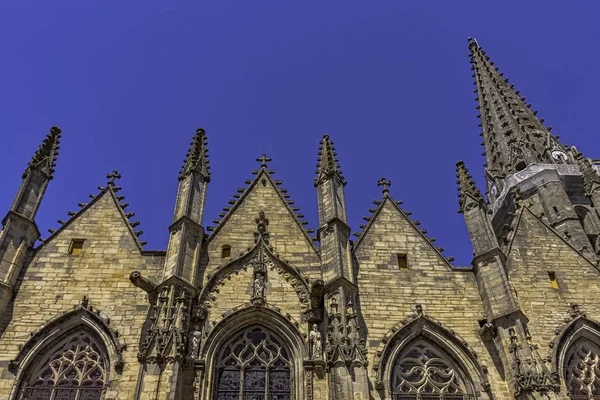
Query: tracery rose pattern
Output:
[[20, 329, 107, 400], [392, 339, 468, 399], [216, 326, 292, 400], [565, 339, 600, 399]]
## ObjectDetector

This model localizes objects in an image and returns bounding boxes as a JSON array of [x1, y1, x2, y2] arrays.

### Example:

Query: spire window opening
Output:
[[221, 245, 231, 259]]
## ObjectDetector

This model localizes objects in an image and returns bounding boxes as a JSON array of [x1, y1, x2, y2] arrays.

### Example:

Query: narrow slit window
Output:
[[397, 253, 408, 270], [221, 245, 231, 259], [548, 271, 559, 289], [69, 239, 85, 256]]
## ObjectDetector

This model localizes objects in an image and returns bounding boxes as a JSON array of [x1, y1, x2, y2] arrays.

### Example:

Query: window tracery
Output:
[[19, 328, 108, 400], [565, 338, 600, 399], [215, 325, 292, 400], [391, 338, 470, 400]]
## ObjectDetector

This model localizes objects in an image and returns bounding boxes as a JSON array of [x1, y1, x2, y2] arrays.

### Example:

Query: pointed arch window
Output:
[[391, 338, 471, 399], [214, 325, 292, 400], [18, 327, 108, 400], [565, 337, 600, 399]]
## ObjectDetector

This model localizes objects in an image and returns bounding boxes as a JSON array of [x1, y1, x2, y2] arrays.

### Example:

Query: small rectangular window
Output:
[[548, 271, 559, 289], [222, 245, 231, 259], [69, 239, 85, 255], [397, 253, 408, 270]]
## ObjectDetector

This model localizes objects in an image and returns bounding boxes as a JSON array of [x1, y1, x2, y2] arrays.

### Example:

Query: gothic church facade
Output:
[[1, 39, 600, 400]]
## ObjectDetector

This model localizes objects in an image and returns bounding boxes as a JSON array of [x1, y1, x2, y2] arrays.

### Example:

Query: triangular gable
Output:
[[35, 188, 146, 254], [206, 169, 319, 255], [353, 195, 456, 270], [506, 206, 598, 269]]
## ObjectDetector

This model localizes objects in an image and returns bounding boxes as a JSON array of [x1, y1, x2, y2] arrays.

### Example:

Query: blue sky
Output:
[[1, 1, 598, 265]]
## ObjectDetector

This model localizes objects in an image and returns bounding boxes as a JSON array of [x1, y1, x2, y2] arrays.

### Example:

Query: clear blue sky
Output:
[[1, 2, 598, 265]]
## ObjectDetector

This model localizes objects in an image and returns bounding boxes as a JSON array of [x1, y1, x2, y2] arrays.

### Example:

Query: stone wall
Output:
[[0, 191, 164, 400]]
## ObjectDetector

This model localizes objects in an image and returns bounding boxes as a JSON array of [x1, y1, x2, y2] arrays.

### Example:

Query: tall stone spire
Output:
[[0, 127, 61, 320], [469, 38, 567, 177], [164, 128, 210, 281]]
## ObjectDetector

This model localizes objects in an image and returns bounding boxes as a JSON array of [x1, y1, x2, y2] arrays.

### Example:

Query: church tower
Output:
[[468, 37, 598, 259], [0, 127, 60, 318], [460, 38, 600, 398]]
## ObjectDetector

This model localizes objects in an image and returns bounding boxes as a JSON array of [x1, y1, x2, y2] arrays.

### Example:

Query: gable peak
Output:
[[38, 171, 147, 250]]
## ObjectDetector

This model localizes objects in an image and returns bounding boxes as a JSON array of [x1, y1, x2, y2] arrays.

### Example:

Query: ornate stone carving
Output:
[[309, 324, 323, 360], [305, 367, 314, 400], [215, 325, 291, 399], [251, 273, 266, 305], [391, 339, 468, 398], [16, 328, 108, 400], [509, 327, 560, 396], [139, 282, 192, 364], [565, 339, 600, 398], [325, 292, 367, 366], [188, 330, 201, 360]]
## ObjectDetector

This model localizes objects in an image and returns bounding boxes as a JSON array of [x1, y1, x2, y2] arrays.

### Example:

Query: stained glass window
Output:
[[565, 338, 600, 399], [19, 328, 108, 400], [391, 338, 470, 400], [215, 326, 292, 400]]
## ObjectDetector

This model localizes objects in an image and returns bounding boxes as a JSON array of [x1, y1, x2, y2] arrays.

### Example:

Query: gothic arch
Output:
[[8, 300, 123, 400], [552, 317, 600, 398], [198, 239, 311, 311], [199, 305, 307, 400], [373, 314, 489, 398]]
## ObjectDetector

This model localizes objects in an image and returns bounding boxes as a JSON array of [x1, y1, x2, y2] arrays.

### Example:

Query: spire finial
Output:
[[256, 154, 272, 169], [106, 170, 121, 186], [456, 161, 483, 213], [179, 128, 210, 182], [24, 126, 62, 179], [377, 177, 391, 195], [470, 40, 566, 175], [315, 134, 346, 186]]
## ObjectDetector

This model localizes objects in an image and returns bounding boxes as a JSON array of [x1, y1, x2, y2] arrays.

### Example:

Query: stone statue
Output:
[[253, 274, 265, 299], [189, 330, 201, 359], [309, 324, 322, 359]]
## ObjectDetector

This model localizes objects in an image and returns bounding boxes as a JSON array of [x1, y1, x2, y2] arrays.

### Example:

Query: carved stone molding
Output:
[[9, 296, 125, 375], [372, 311, 489, 395]]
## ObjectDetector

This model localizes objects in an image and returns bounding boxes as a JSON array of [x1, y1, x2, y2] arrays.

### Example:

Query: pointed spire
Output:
[[24, 126, 61, 179], [456, 160, 484, 213], [469, 38, 565, 176], [315, 134, 346, 186], [179, 128, 210, 181], [575, 151, 600, 197]]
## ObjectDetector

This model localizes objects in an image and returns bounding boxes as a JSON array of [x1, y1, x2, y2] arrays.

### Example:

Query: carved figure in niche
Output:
[[309, 324, 323, 360], [188, 330, 201, 359], [252, 274, 266, 305]]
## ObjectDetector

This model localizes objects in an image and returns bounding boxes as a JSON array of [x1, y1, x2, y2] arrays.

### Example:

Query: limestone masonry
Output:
[[1, 39, 600, 400]]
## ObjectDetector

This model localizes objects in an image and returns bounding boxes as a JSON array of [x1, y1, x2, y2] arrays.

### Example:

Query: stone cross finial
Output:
[[377, 177, 391, 194], [106, 170, 122, 186], [256, 154, 272, 169]]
